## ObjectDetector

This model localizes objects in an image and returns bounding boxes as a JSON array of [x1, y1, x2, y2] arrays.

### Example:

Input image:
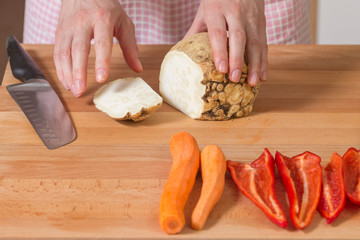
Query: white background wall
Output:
[[316, 0, 360, 44]]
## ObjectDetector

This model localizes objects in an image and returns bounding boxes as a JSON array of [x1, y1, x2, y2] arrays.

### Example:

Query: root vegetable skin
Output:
[[93, 77, 163, 121], [159, 132, 200, 234], [159, 32, 258, 121], [191, 145, 227, 230]]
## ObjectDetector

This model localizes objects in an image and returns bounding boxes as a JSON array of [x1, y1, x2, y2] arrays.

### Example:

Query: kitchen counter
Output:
[[0, 44, 360, 239]]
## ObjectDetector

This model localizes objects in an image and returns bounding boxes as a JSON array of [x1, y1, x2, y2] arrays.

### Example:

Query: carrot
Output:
[[191, 145, 227, 230], [159, 132, 200, 234]]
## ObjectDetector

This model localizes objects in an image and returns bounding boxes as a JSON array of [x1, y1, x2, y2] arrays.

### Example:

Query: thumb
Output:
[[184, 2, 207, 38]]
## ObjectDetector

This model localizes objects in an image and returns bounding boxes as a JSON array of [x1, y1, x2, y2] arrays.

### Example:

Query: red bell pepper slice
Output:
[[343, 147, 360, 204], [227, 149, 288, 228], [275, 151, 322, 229], [318, 153, 346, 224]]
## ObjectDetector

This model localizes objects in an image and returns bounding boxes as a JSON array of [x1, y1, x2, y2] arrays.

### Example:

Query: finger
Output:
[[245, 26, 262, 86], [259, 44, 268, 82], [54, 7, 70, 90], [226, 15, 246, 83], [71, 26, 92, 97], [94, 20, 114, 83], [185, 13, 207, 38], [53, 45, 69, 90], [55, 34, 74, 93], [259, 23, 268, 82], [205, 9, 228, 73], [116, 15, 143, 73], [255, 1, 268, 82]]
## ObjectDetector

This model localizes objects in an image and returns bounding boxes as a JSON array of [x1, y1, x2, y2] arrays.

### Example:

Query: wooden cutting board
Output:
[[0, 44, 359, 239]]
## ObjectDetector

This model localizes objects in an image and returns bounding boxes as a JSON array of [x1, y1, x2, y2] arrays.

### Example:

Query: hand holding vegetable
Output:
[[54, 0, 143, 97], [185, 0, 267, 86]]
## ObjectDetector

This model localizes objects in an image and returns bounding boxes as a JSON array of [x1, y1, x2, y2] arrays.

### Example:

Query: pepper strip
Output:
[[227, 149, 288, 228], [318, 153, 346, 224], [275, 151, 322, 229], [343, 147, 360, 205]]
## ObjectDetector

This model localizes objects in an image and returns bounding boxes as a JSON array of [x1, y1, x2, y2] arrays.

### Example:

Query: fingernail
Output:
[[71, 79, 84, 97], [261, 70, 267, 81], [136, 58, 143, 72], [249, 72, 259, 86], [60, 78, 70, 91], [218, 61, 228, 73], [96, 69, 107, 82], [231, 70, 241, 82]]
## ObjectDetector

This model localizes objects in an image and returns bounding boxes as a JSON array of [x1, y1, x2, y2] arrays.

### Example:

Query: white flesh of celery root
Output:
[[94, 77, 163, 121], [159, 50, 205, 119]]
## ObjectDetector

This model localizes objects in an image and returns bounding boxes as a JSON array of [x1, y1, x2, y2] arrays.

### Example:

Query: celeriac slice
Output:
[[94, 77, 163, 121]]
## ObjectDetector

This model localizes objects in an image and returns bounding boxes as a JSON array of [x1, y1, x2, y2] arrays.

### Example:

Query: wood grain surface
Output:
[[0, 44, 360, 239]]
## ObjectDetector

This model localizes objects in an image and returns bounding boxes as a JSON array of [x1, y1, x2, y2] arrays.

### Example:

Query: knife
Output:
[[5, 35, 76, 149]]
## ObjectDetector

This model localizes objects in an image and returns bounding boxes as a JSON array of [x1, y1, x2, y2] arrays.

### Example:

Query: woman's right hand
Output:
[[54, 0, 143, 97]]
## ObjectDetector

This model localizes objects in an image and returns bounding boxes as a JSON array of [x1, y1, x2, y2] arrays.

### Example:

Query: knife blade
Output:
[[5, 35, 76, 149]]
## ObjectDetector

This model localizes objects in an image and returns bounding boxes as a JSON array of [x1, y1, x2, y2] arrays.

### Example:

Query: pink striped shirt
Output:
[[23, 0, 311, 45]]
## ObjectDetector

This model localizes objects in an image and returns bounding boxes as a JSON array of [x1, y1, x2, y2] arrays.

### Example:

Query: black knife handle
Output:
[[6, 35, 46, 82]]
